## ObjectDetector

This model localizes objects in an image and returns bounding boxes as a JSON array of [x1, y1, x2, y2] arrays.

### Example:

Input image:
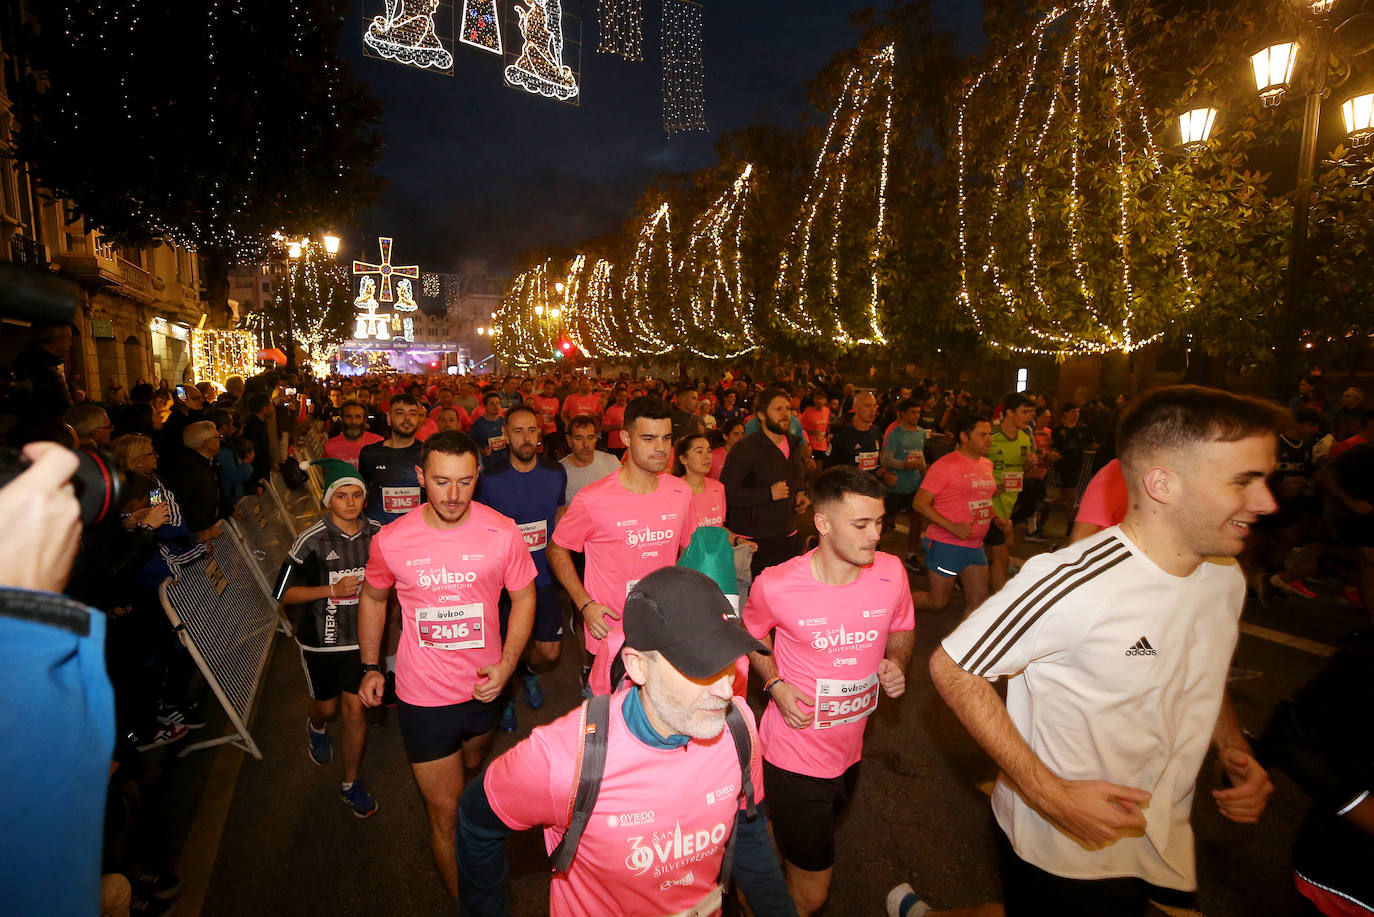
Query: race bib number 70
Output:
[[814, 673, 880, 729], [416, 603, 485, 650]]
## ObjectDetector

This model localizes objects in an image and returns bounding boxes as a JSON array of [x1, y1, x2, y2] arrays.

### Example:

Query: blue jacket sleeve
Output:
[[456, 771, 517, 917]]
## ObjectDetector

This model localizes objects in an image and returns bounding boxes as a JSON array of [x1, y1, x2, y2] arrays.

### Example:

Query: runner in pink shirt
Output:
[[322, 400, 383, 467], [1071, 457, 1128, 543], [357, 431, 537, 899], [561, 377, 605, 429], [601, 385, 629, 454], [743, 466, 914, 916], [549, 397, 697, 696], [456, 567, 792, 917], [912, 412, 998, 615], [800, 390, 832, 456], [677, 432, 727, 528]]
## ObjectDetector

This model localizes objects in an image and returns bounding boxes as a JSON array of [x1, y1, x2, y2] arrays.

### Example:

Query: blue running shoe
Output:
[[885, 883, 930, 917], [307, 719, 331, 766], [499, 700, 518, 732], [341, 780, 378, 817], [522, 673, 544, 709]]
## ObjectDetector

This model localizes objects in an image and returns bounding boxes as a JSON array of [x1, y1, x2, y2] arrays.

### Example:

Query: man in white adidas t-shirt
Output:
[[921, 386, 1284, 917]]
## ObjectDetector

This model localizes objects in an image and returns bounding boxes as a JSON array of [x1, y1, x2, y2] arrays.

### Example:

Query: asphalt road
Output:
[[160, 528, 1362, 917]]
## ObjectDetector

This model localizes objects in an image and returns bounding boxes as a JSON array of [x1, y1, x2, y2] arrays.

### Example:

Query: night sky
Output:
[[338, 1, 984, 285]]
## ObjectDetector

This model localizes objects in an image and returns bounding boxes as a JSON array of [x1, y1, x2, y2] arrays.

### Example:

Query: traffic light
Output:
[[429, 361, 439, 369]]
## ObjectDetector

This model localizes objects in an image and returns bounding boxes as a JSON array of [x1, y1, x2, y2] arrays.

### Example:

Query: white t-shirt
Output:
[[559, 451, 622, 506], [940, 527, 1243, 891]]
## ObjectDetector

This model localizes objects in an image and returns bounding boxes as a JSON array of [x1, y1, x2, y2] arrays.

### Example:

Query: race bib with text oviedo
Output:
[[814, 673, 880, 729], [416, 603, 485, 650], [519, 519, 548, 552]]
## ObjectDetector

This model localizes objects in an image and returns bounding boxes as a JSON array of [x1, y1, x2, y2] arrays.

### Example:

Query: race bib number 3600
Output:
[[416, 604, 485, 650], [814, 674, 880, 729]]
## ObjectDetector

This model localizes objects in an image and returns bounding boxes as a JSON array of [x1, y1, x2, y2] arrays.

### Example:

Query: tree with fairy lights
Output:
[[252, 240, 354, 374], [8, 0, 383, 319]]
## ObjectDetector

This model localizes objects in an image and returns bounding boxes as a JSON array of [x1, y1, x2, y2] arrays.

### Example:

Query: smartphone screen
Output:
[[175, 385, 186, 399], [148, 488, 164, 507], [285, 387, 297, 396]]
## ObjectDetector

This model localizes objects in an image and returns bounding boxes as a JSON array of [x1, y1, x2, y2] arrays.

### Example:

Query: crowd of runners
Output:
[[5, 346, 1372, 916]]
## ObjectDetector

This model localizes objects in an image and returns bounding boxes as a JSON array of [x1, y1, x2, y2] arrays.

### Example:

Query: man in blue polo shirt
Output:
[[477, 404, 567, 731]]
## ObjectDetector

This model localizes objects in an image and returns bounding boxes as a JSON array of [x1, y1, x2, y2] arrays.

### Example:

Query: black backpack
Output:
[[549, 692, 758, 892]]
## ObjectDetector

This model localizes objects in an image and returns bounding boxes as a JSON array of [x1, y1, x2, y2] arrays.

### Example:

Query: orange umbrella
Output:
[[256, 348, 287, 365]]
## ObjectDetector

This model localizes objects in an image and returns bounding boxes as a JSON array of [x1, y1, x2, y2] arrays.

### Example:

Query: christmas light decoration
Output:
[[364, 0, 455, 72], [955, 0, 1198, 356], [661, 0, 706, 133], [353, 236, 420, 302], [422, 272, 441, 297], [459, 0, 502, 54], [395, 277, 420, 311], [354, 277, 393, 340], [775, 45, 894, 347], [191, 328, 258, 387], [596, 0, 642, 61], [505, 0, 579, 102], [676, 164, 758, 359], [622, 203, 675, 354]]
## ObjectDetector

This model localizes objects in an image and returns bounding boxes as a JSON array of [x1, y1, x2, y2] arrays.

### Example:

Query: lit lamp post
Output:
[[283, 232, 342, 373], [1181, 0, 1374, 395]]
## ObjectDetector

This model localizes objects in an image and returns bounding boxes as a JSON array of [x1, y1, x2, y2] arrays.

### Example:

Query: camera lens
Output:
[[73, 448, 122, 526]]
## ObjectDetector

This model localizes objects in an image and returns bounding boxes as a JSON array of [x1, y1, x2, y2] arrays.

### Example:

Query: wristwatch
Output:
[[360, 662, 381, 675]]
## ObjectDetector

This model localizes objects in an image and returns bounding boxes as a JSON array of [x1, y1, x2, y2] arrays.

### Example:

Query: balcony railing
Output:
[[10, 234, 47, 268]]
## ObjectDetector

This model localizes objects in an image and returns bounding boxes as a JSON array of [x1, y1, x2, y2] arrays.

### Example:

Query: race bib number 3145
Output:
[[814, 674, 880, 729], [416, 603, 485, 650]]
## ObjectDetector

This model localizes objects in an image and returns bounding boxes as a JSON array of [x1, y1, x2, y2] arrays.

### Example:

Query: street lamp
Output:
[[1343, 90, 1374, 144], [323, 232, 341, 255], [1179, 106, 1218, 150], [285, 240, 303, 372], [1251, 42, 1299, 106], [550, 307, 562, 318], [534, 305, 545, 316], [477, 326, 486, 336]]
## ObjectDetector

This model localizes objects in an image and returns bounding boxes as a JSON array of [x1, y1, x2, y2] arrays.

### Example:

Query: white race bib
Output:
[[487, 436, 506, 451], [814, 673, 880, 729], [1001, 471, 1023, 493], [381, 486, 421, 515], [416, 603, 485, 650], [625, 578, 640, 599], [857, 451, 880, 472], [519, 519, 548, 552], [969, 498, 994, 524]]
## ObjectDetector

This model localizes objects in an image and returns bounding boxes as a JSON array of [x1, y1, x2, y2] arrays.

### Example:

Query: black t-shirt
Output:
[[829, 424, 883, 472], [1275, 434, 1316, 489], [285, 516, 382, 649], [357, 440, 424, 524]]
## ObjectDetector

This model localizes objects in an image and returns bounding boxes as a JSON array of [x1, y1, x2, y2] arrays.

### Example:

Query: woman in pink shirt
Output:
[[676, 433, 727, 528], [710, 418, 747, 480], [801, 389, 832, 456]]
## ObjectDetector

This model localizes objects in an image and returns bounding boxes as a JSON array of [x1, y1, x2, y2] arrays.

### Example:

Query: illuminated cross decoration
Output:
[[353, 237, 419, 303]]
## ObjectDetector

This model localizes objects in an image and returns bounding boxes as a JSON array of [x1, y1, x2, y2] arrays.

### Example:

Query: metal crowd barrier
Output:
[[268, 468, 322, 536], [158, 531, 282, 760]]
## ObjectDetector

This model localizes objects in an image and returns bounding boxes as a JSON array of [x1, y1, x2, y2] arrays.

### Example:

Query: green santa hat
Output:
[[310, 458, 367, 504]]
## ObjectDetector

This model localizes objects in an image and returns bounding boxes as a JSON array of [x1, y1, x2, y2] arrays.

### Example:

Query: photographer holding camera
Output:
[[0, 441, 116, 917]]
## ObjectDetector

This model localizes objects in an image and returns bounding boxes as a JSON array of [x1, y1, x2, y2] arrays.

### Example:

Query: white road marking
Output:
[[1239, 621, 1335, 657]]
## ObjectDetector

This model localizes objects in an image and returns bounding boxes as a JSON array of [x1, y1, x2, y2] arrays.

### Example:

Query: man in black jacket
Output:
[[165, 420, 225, 541], [242, 392, 275, 484], [722, 388, 811, 577]]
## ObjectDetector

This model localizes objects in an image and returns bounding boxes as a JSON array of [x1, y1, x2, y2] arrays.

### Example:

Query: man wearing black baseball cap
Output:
[[455, 567, 796, 917]]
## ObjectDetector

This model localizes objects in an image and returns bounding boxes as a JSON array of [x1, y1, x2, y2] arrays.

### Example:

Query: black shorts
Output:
[[996, 830, 1188, 917], [763, 760, 860, 872], [499, 584, 564, 644], [983, 521, 1007, 548], [297, 646, 361, 702], [396, 697, 500, 763], [884, 490, 917, 517]]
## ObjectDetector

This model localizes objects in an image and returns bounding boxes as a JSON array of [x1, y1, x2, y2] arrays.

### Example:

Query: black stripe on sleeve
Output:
[[957, 537, 1128, 673]]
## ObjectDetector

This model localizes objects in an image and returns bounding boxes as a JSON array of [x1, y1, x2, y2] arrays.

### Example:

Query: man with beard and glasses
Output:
[[476, 405, 568, 731], [922, 386, 1282, 917], [456, 566, 795, 917], [358, 431, 537, 899], [323, 401, 383, 469], [744, 466, 915, 917], [549, 397, 697, 697], [721, 388, 810, 578], [358, 394, 426, 526]]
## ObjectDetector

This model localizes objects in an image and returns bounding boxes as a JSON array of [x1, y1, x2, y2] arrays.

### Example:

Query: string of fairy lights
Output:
[[596, 0, 643, 61], [661, 0, 707, 133], [676, 164, 758, 359], [775, 45, 894, 347], [955, 0, 1197, 356]]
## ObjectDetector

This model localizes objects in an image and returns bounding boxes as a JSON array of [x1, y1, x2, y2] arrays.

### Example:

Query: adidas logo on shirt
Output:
[[1124, 636, 1157, 657], [325, 550, 341, 561]]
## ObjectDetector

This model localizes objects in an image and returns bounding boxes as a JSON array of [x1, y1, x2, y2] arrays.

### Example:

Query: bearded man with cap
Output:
[[275, 458, 382, 817], [455, 565, 796, 917]]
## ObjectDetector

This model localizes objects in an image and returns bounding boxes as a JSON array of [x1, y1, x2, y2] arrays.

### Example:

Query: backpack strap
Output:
[[549, 693, 611, 874], [718, 700, 758, 893]]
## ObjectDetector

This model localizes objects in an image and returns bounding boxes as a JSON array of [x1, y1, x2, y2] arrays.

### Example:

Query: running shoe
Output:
[[1271, 574, 1318, 599], [1341, 587, 1366, 608], [902, 555, 925, 575], [341, 781, 378, 818], [522, 673, 545, 709], [130, 894, 172, 916], [885, 882, 931, 917], [132, 723, 189, 752], [1023, 530, 1052, 544], [130, 866, 181, 901], [157, 701, 205, 731], [499, 700, 518, 732], [306, 719, 332, 766]]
